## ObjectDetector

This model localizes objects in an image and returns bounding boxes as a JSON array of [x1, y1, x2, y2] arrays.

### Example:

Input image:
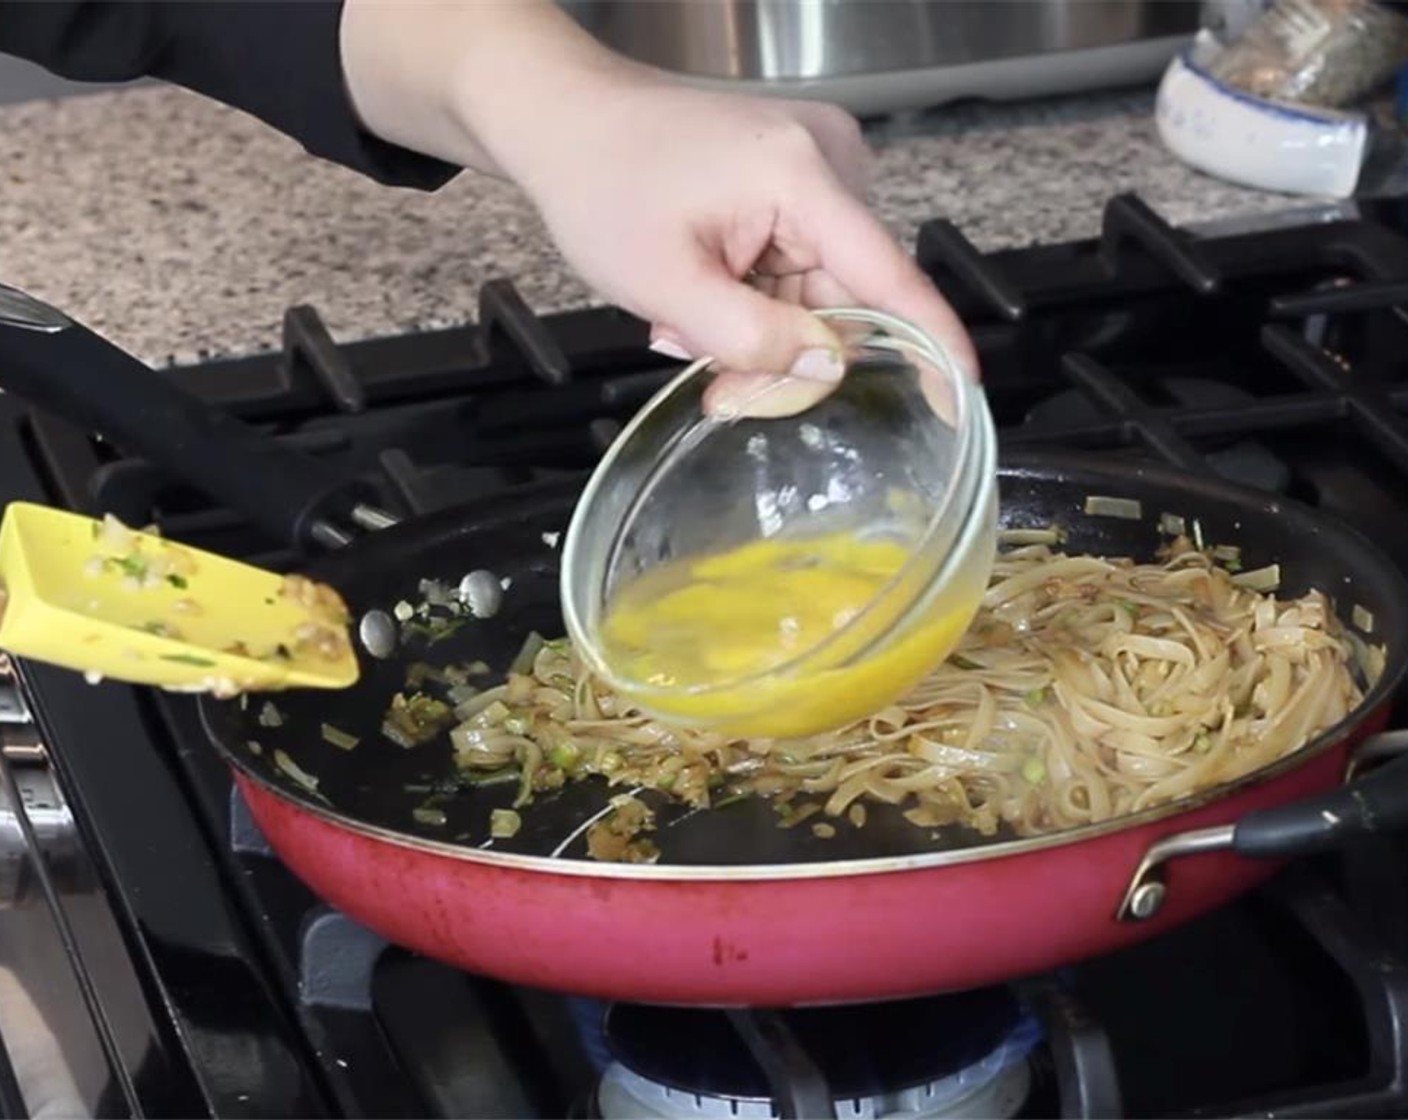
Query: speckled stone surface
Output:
[[0, 83, 1298, 368]]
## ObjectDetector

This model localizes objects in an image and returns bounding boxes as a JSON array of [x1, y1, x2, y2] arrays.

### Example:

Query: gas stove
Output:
[[2, 193, 1408, 1118]]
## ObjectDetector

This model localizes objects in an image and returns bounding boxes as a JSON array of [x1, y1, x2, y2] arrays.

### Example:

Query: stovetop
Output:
[[3, 193, 1408, 1118]]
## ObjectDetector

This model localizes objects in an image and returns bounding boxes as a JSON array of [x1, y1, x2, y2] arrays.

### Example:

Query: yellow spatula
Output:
[[0, 502, 359, 694]]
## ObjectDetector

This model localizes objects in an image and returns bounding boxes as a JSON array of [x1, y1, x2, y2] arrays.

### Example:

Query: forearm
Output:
[[340, 0, 653, 183], [0, 0, 460, 191]]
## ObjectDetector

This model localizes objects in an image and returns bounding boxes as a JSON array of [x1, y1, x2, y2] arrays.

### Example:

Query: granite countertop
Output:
[[0, 82, 1298, 368]]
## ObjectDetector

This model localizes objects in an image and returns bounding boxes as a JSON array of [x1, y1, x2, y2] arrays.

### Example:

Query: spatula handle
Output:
[[0, 283, 380, 550]]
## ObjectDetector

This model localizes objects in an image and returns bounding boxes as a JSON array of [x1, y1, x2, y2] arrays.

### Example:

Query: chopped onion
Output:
[[418, 579, 453, 607], [1231, 564, 1281, 592], [447, 683, 481, 705], [1084, 495, 1142, 520], [412, 806, 447, 827], [490, 808, 522, 838], [998, 528, 1063, 546], [509, 632, 545, 676], [453, 686, 509, 722], [258, 701, 284, 728], [463, 767, 520, 787]]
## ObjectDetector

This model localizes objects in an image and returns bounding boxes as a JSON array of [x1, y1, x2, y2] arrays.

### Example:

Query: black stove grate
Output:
[[4, 193, 1408, 1118]]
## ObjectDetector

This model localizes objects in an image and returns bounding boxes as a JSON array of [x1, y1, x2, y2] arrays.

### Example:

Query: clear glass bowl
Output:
[[560, 308, 998, 739]]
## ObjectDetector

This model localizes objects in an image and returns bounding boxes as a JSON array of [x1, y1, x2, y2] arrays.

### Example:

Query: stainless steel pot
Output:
[[566, 0, 1205, 116]]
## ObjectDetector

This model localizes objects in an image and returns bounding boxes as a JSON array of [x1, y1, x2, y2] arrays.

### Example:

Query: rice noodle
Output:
[[448, 538, 1366, 846]]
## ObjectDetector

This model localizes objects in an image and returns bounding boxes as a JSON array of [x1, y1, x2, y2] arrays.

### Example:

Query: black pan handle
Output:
[[1233, 734, 1408, 859], [1118, 731, 1408, 922], [0, 282, 385, 549]]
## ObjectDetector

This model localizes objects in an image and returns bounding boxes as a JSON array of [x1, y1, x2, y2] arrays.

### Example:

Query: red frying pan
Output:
[[0, 282, 1405, 1006]]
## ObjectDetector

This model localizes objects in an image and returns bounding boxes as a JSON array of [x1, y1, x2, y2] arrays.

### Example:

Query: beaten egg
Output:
[[599, 530, 983, 738]]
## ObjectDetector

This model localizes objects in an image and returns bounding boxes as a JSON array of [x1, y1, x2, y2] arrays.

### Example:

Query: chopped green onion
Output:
[[319, 723, 360, 751], [412, 806, 447, 827], [160, 653, 215, 667], [548, 743, 580, 769], [1021, 756, 1047, 784], [382, 691, 454, 748], [110, 554, 149, 579], [166, 574, 188, 589], [273, 749, 320, 795]]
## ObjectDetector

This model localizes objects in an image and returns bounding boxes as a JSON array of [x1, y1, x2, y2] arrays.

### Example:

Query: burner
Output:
[[1024, 376, 1292, 493], [593, 991, 1038, 1119]]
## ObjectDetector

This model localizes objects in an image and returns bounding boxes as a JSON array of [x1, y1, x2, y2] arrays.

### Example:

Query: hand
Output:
[[507, 77, 979, 419], [342, 1, 978, 418]]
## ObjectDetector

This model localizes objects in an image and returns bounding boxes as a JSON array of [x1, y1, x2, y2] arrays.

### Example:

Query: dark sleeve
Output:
[[0, 0, 460, 191]]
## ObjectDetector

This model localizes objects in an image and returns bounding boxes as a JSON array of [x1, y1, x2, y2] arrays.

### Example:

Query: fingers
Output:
[[799, 270, 856, 309], [703, 371, 835, 420], [646, 263, 851, 420], [804, 182, 980, 381], [650, 312, 839, 421], [749, 270, 856, 316], [652, 265, 847, 388]]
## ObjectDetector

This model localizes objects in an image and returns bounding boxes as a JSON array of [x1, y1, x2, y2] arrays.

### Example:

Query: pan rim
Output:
[[208, 451, 1408, 882]]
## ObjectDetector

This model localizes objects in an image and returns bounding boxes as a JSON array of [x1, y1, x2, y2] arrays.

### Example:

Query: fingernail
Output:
[[788, 347, 845, 383], [649, 338, 693, 361]]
